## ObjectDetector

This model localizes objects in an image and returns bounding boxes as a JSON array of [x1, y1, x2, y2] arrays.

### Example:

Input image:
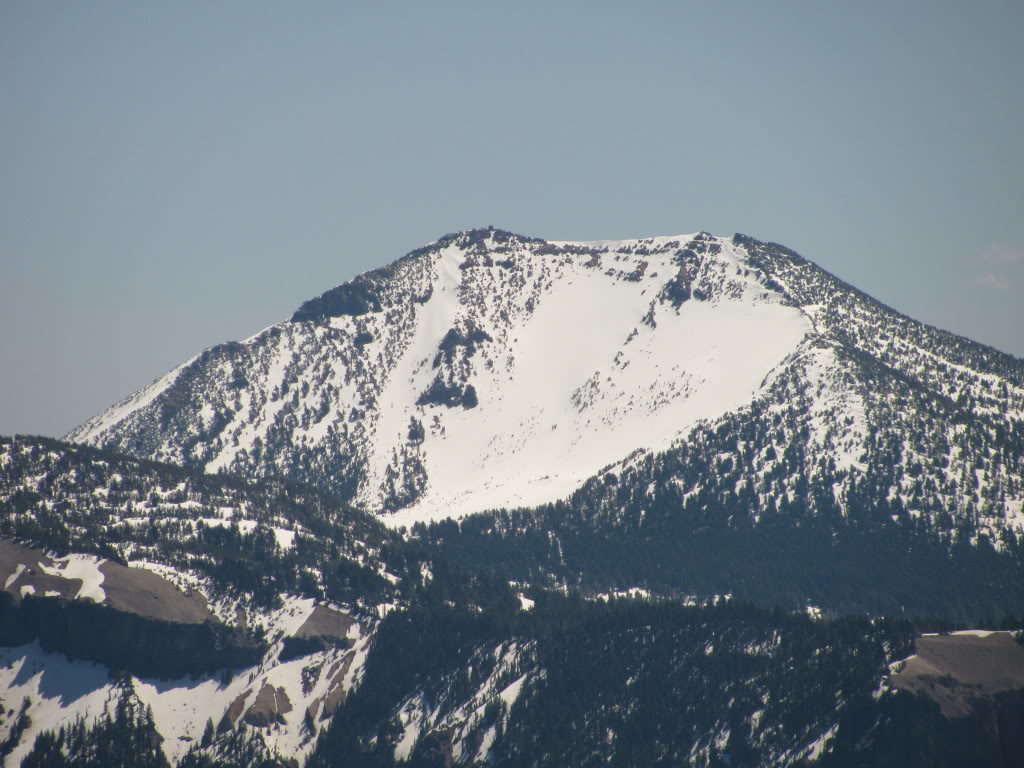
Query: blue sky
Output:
[[2, 1, 1022, 436]]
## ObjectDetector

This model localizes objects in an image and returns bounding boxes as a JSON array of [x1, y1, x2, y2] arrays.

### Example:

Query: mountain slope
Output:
[[0, 434, 413, 607], [66, 228, 1024, 542], [3, 435, 1023, 767], [68, 230, 810, 521], [0, 436, 381, 765], [307, 598, 918, 768], [0, 435, 518, 765]]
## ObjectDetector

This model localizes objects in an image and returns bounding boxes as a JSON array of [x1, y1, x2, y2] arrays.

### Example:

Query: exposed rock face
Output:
[[279, 635, 348, 662], [219, 690, 252, 734], [243, 684, 293, 728], [0, 539, 262, 677], [0, 540, 101, 603], [821, 632, 1024, 768], [890, 632, 1024, 718], [315, 652, 358, 721], [280, 604, 355, 662], [9, 227, 1024, 767], [219, 682, 296, 730], [294, 604, 355, 639], [100, 561, 213, 623]]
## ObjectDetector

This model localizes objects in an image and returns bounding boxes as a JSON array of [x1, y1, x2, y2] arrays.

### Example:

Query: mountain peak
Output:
[[68, 229, 1024, 537]]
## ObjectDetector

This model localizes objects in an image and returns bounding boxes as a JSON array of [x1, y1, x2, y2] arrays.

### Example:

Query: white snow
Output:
[[266, 595, 320, 638], [953, 629, 997, 637], [199, 403, 217, 430], [0, 643, 113, 767], [134, 674, 233, 763], [498, 673, 527, 708], [65, 231, 834, 527], [384, 640, 534, 764], [804, 723, 838, 761], [394, 694, 427, 761], [37, 554, 107, 603], [0, 591, 375, 766], [922, 629, 997, 638], [799, 345, 867, 475], [382, 235, 811, 526], [5, 563, 26, 589], [593, 587, 652, 602], [272, 527, 296, 550], [207, 341, 296, 473], [475, 725, 499, 763]]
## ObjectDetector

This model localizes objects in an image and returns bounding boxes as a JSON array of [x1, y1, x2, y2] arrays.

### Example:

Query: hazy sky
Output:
[[2, 2, 1023, 437]]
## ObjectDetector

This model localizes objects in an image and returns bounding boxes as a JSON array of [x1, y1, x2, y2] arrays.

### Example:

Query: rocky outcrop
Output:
[[295, 605, 355, 640], [0, 539, 213, 624], [100, 561, 212, 624], [243, 684, 293, 728], [314, 651, 358, 721], [0, 539, 260, 677], [822, 632, 1024, 767], [218, 682, 295, 730], [280, 604, 355, 662], [890, 632, 1024, 718], [219, 690, 252, 734], [279, 634, 346, 662]]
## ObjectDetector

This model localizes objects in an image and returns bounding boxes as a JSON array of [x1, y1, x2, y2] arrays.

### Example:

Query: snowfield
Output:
[[385, 239, 810, 526]]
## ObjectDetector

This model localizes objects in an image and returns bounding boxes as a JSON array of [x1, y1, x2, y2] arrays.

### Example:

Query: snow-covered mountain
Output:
[[8, 228, 1024, 766], [68, 228, 1024, 538]]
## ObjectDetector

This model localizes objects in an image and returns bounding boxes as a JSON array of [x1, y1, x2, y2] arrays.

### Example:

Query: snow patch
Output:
[[498, 674, 527, 708], [37, 554, 107, 603], [5, 563, 26, 589], [804, 723, 838, 761], [394, 694, 427, 761]]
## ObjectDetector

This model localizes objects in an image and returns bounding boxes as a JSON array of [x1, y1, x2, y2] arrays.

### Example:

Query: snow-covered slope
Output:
[[67, 229, 1024, 534], [0, 591, 375, 766]]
